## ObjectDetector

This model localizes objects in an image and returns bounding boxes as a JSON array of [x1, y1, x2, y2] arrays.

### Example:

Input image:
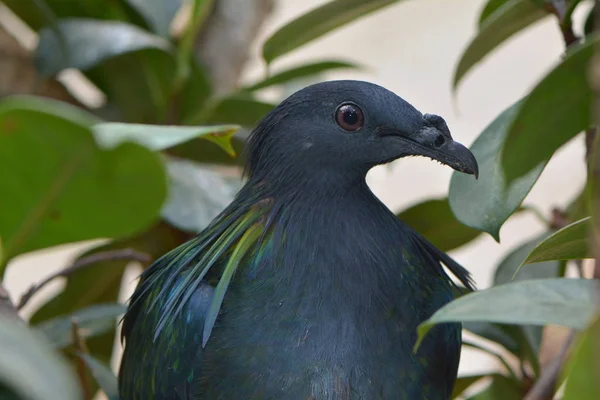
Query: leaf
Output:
[[179, 62, 213, 123], [396, 198, 482, 252], [35, 18, 171, 76], [0, 314, 81, 400], [167, 136, 247, 166], [93, 123, 240, 156], [463, 322, 521, 355], [162, 158, 244, 233], [0, 96, 167, 265], [78, 353, 119, 400], [521, 217, 592, 265], [449, 100, 544, 240], [562, 315, 600, 400], [415, 278, 600, 351], [452, 374, 487, 398], [242, 60, 361, 92], [477, 0, 509, 27], [465, 375, 522, 399], [123, 0, 183, 37], [35, 303, 126, 349], [262, 0, 404, 64], [190, 96, 276, 127], [501, 35, 598, 184], [453, 0, 548, 90]]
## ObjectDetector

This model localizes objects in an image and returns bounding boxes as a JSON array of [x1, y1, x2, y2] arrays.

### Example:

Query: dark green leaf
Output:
[[521, 217, 592, 265], [35, 18, 171, 76], [449, 101, 544, 240], [78, 353, 119, 400], [35, 303, 126, 348], [167, 136, 247, 166], [0, 96, 166, 265], [179, 62, 213, 123], [396, 198, 482, 252], [465, 375, 522, 399], [452, 374, 487, 398], [416, 278, 600, 350], [93, 122, 240, 156], [562, 316, 600, 400], [262, 0, 404, 64], [0, 315, 81, 400], [454, 0, 548, 90], [189, 96, 276, 127], [123, 0, 183, 37], [501, 35, 597, 184], [585, 4, 596, 36], [463, 322, 521, 355], [242, 60, 361, 92], [477, 0, 509, 27]]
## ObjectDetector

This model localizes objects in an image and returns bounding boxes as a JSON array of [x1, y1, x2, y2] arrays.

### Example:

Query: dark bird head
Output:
[[245, 80, 478, 186]]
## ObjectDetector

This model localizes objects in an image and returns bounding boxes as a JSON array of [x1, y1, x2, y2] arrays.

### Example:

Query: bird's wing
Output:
[[119, 195, 276, 399]]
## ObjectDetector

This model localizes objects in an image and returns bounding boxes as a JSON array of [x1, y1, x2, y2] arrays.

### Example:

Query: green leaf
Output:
[[396, 198, 482, 252], [501, 35, 597, 184], [93, 123, 240, 156], [35, 18, 171, 76], [465, 374, 522, 399], [179, 62, 213, 123], [123, 0, 183, 37], [189, 96, 276, 127], [262, 0, 404, 64], [452, 374, 487, 398], [415, 278, 599, 351], [463, 322, 521, 355], [0, 314, 81, 400], [242, 60, 361, 92], [449, 101, 544, 240], [162, 158, 244, 233], [454, 0, 548, 90], [35, 303, 126, 349], [477, 0, 509, 27], [78, 353, 119, 400], [167, 136, 247, 166], [562, 315, 600, 400], [0, 96, 167, 265], [521, 217, 592, 265]]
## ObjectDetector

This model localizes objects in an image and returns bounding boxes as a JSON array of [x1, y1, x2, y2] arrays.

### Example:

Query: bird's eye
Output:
[[335, 103, 364, 131]]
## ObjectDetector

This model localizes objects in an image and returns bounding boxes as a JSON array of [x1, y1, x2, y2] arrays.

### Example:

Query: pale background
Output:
[[1, 0, 591, 391]]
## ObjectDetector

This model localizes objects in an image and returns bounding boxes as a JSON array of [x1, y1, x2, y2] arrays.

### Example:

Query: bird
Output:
[[118, 80, 478, 400]]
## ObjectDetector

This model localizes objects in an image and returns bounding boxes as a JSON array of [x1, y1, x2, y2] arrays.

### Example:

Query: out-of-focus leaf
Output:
[[477, 0, 508, 26], [0, 96, 166, 266], [123, 0, 183, 37], [262, 0, 404, 64], [162, 158, 243, 233], [452, 374, 487, 398], [396, 198, 482, 252], [463, 322, 521, 355], [78, 354, 118, 400], [562, 315, 600, 400], [179, 62, 213, 123], [0, 314, 81, 400], [242, 60, 361, 92], [465, 375, 522, 399], [454, 0, 548, 90], [585, 4, 596, 36], [93, 123, 240, 156], [520, 217, 592, 265], [415, 278, 600, 351], [190, 96, 276, 127], [167, 136, 247, 166], [449, 100, 544, 240], [501, 35, 598, 184], [35, 304, 126, 349], [35, 18, 171, 76]]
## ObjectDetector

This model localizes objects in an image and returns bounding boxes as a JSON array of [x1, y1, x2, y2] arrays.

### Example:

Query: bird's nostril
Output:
[[434, 135, 445, 148]]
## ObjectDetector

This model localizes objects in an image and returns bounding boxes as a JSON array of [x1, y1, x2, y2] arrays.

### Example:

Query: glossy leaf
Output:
[[0, 96, 166, 265], [78, 353, 119, 400], [93, 123, 240, 156], [415, 278, 600, 351], [465, 375, 522, 399], [562, 316, 600, 400], [35, 18, 171, 76], [35, 303, 126, 348], [242, 60, 361, 92], [501, 36, 598, 184], [396, 198, 482, 252], [124, 0, 183, 37], [449, 101, 544, 240], [521, 217, 592, 265], [162, 158, 243, 233], [454, 0, 547, 90], [262, 0, 403, 64], [0, 315, 81, 400]]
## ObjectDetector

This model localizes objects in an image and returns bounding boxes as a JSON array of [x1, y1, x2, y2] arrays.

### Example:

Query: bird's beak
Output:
[[393, 126, 479, 179]]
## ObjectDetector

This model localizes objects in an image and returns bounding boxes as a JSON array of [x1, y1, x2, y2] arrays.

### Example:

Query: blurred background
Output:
[[0, 0, 592, 397]]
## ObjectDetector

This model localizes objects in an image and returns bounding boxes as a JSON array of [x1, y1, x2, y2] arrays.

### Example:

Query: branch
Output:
[[17, 248, 152, 310]]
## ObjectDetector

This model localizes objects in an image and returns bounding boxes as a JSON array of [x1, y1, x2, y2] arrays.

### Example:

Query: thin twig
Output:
[[17, 248, 152, 310], [547, 0, 581, 46], [71, 318, 92, 400]]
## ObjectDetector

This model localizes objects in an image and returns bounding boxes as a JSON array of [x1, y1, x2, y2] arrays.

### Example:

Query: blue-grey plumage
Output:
[[118, 80, 478, 400]]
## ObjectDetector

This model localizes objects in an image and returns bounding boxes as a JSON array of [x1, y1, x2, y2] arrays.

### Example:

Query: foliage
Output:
[[0, 0, 598, 399]]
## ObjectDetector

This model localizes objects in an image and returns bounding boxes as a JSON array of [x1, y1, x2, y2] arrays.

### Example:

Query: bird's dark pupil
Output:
[[343, 108, 358, 125]]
